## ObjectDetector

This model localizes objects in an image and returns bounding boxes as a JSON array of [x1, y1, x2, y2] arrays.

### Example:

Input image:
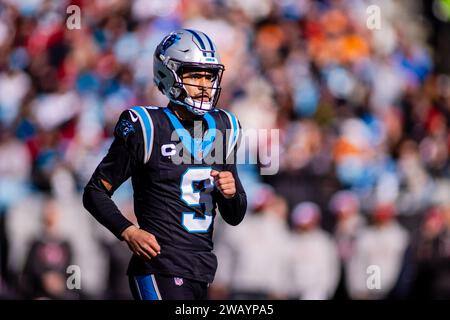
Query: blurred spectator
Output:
[[329, 190, 366, 299], [0, 0, 448, 299], [288, 202, 340, 300], [412, 205, 450, 299], [212, 188, 291, 299], [0, 125, 31, 288], [20, 197, 77, 299], [347, 203, 410, 299], [265, 119, 338, 215], [397, 140, 435, 215], [0, 276, 19, 299], [100, 200, 136, 300]]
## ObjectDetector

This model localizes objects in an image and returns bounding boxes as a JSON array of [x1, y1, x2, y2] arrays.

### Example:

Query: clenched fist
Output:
[[210, 170, 236, 199]]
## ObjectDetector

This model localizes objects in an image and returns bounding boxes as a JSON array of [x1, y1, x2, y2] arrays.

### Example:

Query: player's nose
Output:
[[198, 76, 207, 87]]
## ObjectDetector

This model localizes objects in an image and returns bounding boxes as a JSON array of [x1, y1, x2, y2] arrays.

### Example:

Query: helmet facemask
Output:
[[167, 60, 224, 115]]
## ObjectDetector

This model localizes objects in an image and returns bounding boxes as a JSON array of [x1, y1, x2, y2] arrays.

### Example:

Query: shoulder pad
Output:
[[217, 108, 241, 159], [129, 106, 156, 163]]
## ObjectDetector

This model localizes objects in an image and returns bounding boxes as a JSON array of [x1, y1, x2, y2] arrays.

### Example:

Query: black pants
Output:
[[128, 274, 208, 300]]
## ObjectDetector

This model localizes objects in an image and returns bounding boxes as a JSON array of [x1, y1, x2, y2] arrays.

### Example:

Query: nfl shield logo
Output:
[[174, 277, 184, 286]]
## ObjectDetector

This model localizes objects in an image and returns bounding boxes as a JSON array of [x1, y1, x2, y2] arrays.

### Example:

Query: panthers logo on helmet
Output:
[[162, 33, 181, 53]]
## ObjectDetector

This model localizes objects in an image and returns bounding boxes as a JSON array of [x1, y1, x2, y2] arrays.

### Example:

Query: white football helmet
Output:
[[153, 29, 225, 115]]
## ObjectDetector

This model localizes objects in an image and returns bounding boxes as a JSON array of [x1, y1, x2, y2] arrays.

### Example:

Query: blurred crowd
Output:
[[0, 0, 449, 299]]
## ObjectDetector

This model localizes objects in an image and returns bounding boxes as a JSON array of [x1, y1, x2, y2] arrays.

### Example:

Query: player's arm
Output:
[[82, 109, 160, 260], [212, 164, 247, 226], [212, 116, 247, 226]]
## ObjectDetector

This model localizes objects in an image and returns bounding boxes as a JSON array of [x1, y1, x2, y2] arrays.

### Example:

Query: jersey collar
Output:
[[163, 107, 216, 161]]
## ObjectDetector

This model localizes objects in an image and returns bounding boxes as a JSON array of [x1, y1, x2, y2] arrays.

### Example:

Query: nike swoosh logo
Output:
[[129, 111, 138, 122]]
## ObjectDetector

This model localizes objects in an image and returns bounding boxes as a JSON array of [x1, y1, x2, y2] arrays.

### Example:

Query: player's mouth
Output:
[[193, 95, 210, 102]]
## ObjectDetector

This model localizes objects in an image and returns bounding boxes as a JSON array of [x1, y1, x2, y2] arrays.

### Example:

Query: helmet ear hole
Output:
[[157, 71, 166, 79], [169, 87, 182, 98]]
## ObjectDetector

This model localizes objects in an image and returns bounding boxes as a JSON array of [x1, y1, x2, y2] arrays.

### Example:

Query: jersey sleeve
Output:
[[214, 109, 247, 226], [91, 106, 156, 194], [82, 108, 152, 240]]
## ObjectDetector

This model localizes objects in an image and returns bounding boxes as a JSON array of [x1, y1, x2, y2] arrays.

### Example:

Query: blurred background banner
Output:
[[0, 0, 449, 300]]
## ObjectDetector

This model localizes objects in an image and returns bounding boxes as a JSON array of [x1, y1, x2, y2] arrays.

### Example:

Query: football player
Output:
[[83, 29, 247, 300]]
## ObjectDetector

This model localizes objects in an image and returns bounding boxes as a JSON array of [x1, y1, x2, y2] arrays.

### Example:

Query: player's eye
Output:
[[186, 73, 201, 80], [184, 72, 215, 83]]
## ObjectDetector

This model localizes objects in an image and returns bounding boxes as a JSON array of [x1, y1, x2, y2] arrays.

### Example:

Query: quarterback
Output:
[[83, 29, 247, 300]]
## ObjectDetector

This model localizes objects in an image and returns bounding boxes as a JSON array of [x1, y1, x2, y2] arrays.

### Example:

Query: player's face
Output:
[[182, 70, 215, 102]]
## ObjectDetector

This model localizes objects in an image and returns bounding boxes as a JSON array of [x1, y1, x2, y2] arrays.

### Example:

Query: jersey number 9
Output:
[[180, 167, 214, 233]]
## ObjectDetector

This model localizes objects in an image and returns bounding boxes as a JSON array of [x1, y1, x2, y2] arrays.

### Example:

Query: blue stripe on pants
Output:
[[134, 275, 160, 300]]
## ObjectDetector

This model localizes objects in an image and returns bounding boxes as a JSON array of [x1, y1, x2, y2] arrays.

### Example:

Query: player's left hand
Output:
[[210, 170, 236, 199]]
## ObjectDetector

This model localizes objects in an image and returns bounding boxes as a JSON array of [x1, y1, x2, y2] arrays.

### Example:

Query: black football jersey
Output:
[[83, 105, 247, 284]]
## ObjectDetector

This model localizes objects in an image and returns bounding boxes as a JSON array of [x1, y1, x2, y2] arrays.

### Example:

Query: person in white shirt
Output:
[[347, 203, 409, 299], [329, 190, 366, 299], [289, 202, 340, 300], [213, 187, 291, 299]]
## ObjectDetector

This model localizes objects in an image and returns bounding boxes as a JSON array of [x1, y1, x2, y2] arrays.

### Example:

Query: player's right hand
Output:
[[121, 226, 161, 261]]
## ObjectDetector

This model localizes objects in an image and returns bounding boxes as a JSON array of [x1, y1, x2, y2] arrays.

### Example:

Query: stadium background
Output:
[[0, 0, 449, 299]]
